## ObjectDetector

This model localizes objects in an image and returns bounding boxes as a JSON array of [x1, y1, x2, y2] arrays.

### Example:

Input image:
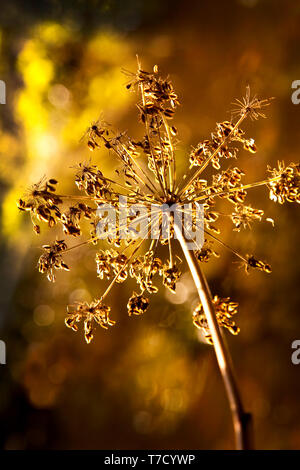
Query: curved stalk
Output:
[[174, 223, 253, 450]]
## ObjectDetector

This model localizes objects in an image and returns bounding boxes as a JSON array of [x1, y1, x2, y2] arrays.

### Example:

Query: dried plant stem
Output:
[[174, 223, 253, 450]]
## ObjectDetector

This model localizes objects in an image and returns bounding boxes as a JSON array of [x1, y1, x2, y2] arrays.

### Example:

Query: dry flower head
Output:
[[18, 60, 299, 343]]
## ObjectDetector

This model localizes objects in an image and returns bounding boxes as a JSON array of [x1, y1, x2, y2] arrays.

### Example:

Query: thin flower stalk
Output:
[[174, 223, 252, 449]]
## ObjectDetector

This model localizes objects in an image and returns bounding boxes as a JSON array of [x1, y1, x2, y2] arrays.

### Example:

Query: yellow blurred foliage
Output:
[[2, 22, 135, 238]]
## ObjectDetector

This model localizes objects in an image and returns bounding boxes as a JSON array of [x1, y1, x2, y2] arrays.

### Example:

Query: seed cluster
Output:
[[65, 300, 115, 344], [268, 162, 300, 204], [193, 296, 239, 344], [18, 62, 299, 343], [38, 240, 69, 282]]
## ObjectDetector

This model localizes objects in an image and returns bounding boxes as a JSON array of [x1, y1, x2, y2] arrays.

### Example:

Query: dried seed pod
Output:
[[38, 240, 69, 282], [268, 161, 300, 204], [195, 240, 219, 263], [193, 295, 239, 344], [163, 263, 181, 293], [127, 292, 149, 316], [244, 255, 272, 274], [65, 300, 115, 343]]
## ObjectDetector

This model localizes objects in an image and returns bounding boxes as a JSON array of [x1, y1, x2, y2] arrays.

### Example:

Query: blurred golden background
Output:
[[0, 0, 300, 449]]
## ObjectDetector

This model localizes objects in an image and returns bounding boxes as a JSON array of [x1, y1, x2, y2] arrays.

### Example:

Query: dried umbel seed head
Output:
[[163, 263, 181, 293], [212, 167, 245, 191], [231, 204, 264, 231], [243, 138, 257, 153], [148, 257, 163, 276], [195, 240, 219, 263], [232, 85, 274, 120], [96, 250, 112, 279], [189, 141, 211, 168], [243, 255, 272, 274], [268, 162, 300, 204], [17, 177, 62, 232], [65, 300, 115, 343], [111, 253, 129, 283], [127, 292, 149, 316], [75, 162, 112, 199], [38, 240, 69, 282], [128, 251, 162, 294], [193, 295, 240, 344], [18, 62, 299, 343], [80, 119, 108, 152]]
